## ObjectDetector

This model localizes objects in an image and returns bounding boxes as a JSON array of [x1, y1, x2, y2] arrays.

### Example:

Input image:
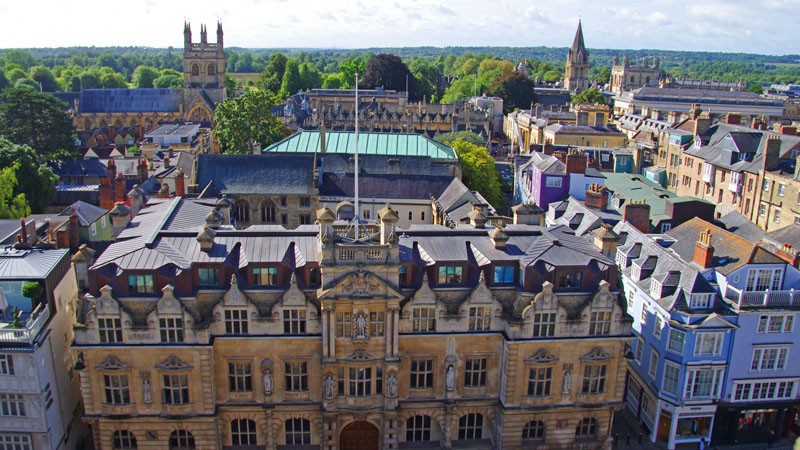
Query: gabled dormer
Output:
[[616, 242, 642, 268], [631, 255, 658, 281], [649, 270, 680, 299]]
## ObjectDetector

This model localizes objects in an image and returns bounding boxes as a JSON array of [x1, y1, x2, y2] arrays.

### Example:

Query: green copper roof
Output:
[[264, 131, 457, 160]]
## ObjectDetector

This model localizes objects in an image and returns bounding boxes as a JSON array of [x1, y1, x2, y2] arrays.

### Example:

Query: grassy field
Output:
[[229, 73, 260, 86]]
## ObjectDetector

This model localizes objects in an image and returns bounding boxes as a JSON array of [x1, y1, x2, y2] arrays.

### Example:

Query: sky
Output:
[[1, 0, 799, 55]]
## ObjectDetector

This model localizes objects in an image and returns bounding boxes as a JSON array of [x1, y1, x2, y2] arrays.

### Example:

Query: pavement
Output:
[[612, 408, 796, 450]]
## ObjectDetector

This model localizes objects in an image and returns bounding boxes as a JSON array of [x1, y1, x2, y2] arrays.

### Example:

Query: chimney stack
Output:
[[175, 168, 186, 198], [693, 228, 715, 268], [99, 179, 114, 210], [763, 136, 782, 171], [592, 223, 618, 257], [584, 184, 609, 210], [114, 173, 126, 202], [512, 203, 545, 225], [109, 202, 131, 236], [725, 112, 741, 125], [488, 226, 509, 250], [565, 149, 587, 174], [622, 200, 651, 233], [128, 186, 143, 216], [106, 159, 117, 180], [775, 243, 800, 267], [468, 205, 488, 228], [68, 208, 79, 251]]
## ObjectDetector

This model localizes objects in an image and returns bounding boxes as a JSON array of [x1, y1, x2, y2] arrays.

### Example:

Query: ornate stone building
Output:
[[69, 23, 225, 134], [609, 57, 662, 94], [564, 21, 589, 94], [73, 196, 631, 449]]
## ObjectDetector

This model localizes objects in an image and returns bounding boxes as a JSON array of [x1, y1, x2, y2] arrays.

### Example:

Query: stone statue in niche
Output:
[[562, 371, 571, 394], [325, 374, 335, 400], [446, 364, 455, 391], [263, 369, 273, 396], [355, 313, 367, 337], [387, 372, 398, 397], [142, 379, 152, 404]]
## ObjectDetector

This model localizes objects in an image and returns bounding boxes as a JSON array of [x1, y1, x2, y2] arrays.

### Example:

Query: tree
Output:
[[279, 59, 303, 99], [5, 67, 28, 85], [362, 54, 415, 98], [0, 139, 58, 213], [748, 83, 764, 94], [298, 62, 322, 91], [452, 140, 504, 210], [213, 89, 290, 154], [21, 281, 44, 303], [571, 88, 606, 105], [29, 66, 59, 92], [338, 58, 365, 89], [132, 65, 161, 88], [0, 69, 8, 91], [487, 71, 536, 113], [322, 74, 343, 89], [435, 131, 484, 147], [0, 164, 30, 219], [100, 71, 128, 89], [0, 88, 76, 158], [409, 58, 442, 102], [258, 53, 288, 93], [153, 69, 183, 88], [597, 67, 611, 85]]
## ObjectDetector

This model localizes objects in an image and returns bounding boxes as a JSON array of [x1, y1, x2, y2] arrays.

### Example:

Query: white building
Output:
[[0, 247, 85, 449]]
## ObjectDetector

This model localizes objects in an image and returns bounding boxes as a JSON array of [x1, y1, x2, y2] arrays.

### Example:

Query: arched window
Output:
[[285, 418, 311, 445], [235, 200, 250, 223], [458, 413, 483, 440], [522, 420, 545, 440], [207, 63, 216, 77], [231, 419, 257, 446], [576, 418, 597, 437], [112, 430, 137, 449], [169, 430, 195, 450], [191, 63, 200, 77], [260, 200, 276, 223], [406, 415, 432, 442]]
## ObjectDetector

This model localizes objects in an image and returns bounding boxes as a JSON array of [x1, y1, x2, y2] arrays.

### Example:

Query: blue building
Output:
[[616, 217, 800, 448]]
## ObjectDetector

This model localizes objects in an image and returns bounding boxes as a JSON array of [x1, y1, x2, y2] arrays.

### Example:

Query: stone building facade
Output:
[[609, 57, 662, 94], [73, 196, 631, 450]]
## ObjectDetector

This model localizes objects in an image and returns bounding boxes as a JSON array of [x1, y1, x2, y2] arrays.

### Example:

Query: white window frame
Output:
[[662, 361, 681, 396], [684, 367, 724, 400], [0, 434, 31, 450], [667, 328, 685, 354], [733, 379, 797, 402], [745, 268, 783, 291], [757, 314, 794, 334], [0, 354, 14, 375], [545, 176, 563, 188], [0, 394, 25, 416], [635, 337, 644, 364], [694, 332, 724, 357], [690, 293, 712, 309], [653, 315, 663, 339], [648, 349, 659, 379], [751, 346, 789, 371]]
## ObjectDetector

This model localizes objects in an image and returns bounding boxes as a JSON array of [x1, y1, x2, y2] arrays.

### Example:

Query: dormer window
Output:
[[128, 274, 154, 294], [557, 269, 582, 289], [493, 265, 515, 285], [745, 268, 782, 292], [252, 267, 278, 286], [631, 264, 642, 281], [690, 293, 712, 309], [438, 266, 463, 285], [197, 267, 219, 287], [615, 249, 627, 268], [649, 280, 662, 299]]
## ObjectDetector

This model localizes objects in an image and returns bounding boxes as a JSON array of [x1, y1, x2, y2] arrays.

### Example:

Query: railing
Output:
[[0, 305, 50, 343], [725, 286, 800, 308]]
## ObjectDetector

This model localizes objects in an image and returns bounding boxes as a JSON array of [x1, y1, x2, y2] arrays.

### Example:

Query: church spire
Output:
[[569, 20, 588, 64]]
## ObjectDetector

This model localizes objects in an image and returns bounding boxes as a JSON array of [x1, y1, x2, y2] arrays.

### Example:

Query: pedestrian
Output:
[[698, 437, 707, 450]]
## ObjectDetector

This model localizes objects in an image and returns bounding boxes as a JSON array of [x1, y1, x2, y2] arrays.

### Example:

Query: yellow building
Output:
[[74, 196, 631, 449]]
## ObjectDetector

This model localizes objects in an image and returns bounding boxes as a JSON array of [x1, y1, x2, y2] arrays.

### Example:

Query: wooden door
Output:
[[657, 411, 673, 442], [340, 420, 380, 450]]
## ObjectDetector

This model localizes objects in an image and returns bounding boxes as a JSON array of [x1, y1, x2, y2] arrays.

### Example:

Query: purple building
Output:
[[516, 152, 569, 209]]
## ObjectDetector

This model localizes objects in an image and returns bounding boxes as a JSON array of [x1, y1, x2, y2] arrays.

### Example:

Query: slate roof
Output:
[[718, 211, 766, 243], [47, 159, 107, 178], [763, 224, 800, 250], [613, 221, 721, 312], [196, 154, 316, 196], [545, 123, 626, 136], [522, 152, 566, 176], [684, 124, 800, 174], [317, 154, 454, 177], [79, 88, 182, 113], [622, 87, 784, 106], [0, 248, 69, 279], [665, 217, 755, 275], [319, 173, 454, 201], [546, 197, 621, 237], [58, 201, 108, 226], [264, 131, 457, 160], [602, 172, 712, 225]]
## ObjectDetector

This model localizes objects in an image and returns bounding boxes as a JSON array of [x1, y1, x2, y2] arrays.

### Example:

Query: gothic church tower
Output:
[[182, 21, 226, 123], [564, 20, 589, 93]]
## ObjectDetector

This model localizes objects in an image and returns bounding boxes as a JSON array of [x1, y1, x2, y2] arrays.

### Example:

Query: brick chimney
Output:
[[106, 159, 117, 180], [584, 184, 609, 210], [762, 136, 782, 170], [99, 179, 114, 210], [565, 149, 587, 174], [68, 208, 79, 251], [175, 168, 186, 198], [775, 243, 800, 267], [114, 173, 126, 202], [18, 218, 29, 249], [693, 113, 711, 137], [725, 113, 741, 125], [780, 125, 797, 136], [622, 200, 651, 233], [693, 228, 714, 268], [56, 228, 69, 249], [164, 156, 170, 169], [137, 158, 148, 183]]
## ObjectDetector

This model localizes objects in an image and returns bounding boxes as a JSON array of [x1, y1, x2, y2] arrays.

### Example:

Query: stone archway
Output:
[[340, 420, 380, 450]]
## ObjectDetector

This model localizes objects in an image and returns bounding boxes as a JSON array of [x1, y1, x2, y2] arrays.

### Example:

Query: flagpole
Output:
[[354, 73, 360, 240]]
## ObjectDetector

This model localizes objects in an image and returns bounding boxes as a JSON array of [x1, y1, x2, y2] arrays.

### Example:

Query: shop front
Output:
[[656, 403, 717, 450], [714, 403, 797, 445]]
